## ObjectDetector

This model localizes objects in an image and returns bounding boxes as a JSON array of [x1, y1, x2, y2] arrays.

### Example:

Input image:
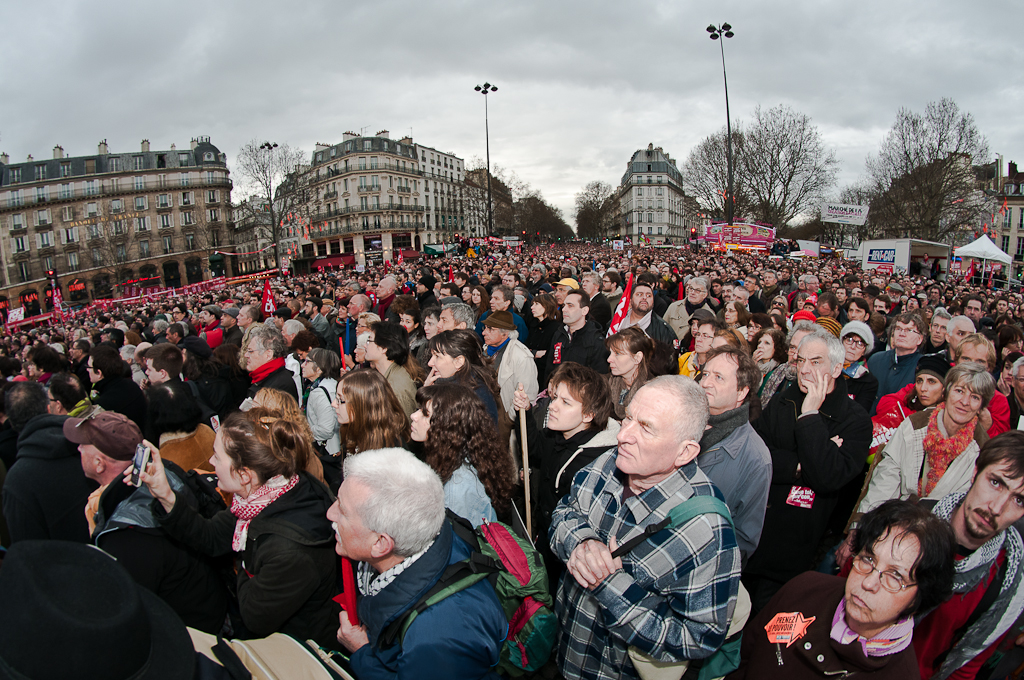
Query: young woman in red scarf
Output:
[[138, 412, 340, 646]]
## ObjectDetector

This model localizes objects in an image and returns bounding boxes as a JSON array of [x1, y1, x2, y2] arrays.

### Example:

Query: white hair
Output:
[[640, 375, 709, 444], [343, 447, 444, 556], [282, 319, 305, 336], [947, 315, 973, 334], [119, 345, 136, 362], [799, 328, 846, 370]]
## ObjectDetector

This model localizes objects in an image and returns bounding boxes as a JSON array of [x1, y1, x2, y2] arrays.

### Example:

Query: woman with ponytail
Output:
[[138, 411, 339, 646]]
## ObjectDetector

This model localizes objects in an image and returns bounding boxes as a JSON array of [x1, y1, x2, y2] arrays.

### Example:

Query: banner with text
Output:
[[821, 203, 869, 225]]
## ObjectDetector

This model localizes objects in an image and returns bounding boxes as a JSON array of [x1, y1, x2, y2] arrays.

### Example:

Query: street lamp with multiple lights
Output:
[[259, 141, 280, 270], [707, 22, 735, 226], [474, 82, 497, 238]]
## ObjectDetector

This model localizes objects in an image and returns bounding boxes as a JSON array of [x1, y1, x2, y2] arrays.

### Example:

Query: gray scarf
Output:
[[928, 492, 1024, 679], [700, 403, 750, 452]]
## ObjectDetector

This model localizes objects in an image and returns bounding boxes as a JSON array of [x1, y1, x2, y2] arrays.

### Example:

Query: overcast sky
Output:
[[2, 0, 1021, 227]]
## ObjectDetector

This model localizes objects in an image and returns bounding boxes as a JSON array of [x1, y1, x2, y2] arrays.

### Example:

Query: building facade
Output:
[[0, 137, 230, 316], [618, 143, 701, 245], [465, 168, 514, 238], [989, 160, 1024, 279], [296, 131, 466, 270]]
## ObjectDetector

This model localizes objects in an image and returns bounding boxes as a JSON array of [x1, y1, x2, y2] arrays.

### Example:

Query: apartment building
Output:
[[0, 137, 230, 316], [618, 143, 701, 245]]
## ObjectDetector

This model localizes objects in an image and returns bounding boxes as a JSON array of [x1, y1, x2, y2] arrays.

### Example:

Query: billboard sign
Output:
[[822, 203, 869, 225], [867, 248, 897, 265]]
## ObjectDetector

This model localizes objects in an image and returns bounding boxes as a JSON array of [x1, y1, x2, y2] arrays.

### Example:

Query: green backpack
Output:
[[381, 511, 557, 676]]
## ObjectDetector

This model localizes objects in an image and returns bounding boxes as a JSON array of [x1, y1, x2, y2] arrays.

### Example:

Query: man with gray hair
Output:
[[744, 328, 871, 610], [438, 302, 474, 332], [373, 276, 400, 323], [1010, 355, 1024, 428], [244, 323, 297, 402], [663, 276, 715, 341], [236, 304, 262, 370], [923, 307, 952, 354], [550, 375, 741, 679], [328, 447, 507, 678]]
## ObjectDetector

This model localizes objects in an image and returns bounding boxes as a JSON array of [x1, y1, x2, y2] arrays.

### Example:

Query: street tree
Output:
[[573, 181, 617, 241], [233, 140, 307, 270], [681, 126, 750, 222], [865, 98, 990, 242], [741, 105, 839, 229]]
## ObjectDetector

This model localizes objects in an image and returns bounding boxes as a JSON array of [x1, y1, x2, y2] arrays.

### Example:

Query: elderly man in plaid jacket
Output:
[[550, 375, 742, 680]]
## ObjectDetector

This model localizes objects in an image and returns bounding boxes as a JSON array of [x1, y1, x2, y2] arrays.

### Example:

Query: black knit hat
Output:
[[916, 353, 951, 381]]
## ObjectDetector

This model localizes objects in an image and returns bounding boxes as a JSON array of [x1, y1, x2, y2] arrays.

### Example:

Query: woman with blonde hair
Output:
[[333, 368, 409, 456]]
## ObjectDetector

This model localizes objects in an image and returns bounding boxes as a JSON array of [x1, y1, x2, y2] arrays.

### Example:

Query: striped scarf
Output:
[[230, 474, 299, 552]]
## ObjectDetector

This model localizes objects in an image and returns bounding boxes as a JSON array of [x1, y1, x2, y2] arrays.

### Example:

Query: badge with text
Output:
[[552, 342, 563, 365], [786, 486, 815, 509], [765, 611, 815, 647]]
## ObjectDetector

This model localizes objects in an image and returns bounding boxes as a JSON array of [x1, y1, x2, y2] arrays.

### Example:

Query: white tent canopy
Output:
[[954, 235, 1012, 264]]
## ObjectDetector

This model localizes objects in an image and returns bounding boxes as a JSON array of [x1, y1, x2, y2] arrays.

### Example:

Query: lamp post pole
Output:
[[259, 141, 279, 270], [474, 83, 497, 238], [707, 23, 735, 226]]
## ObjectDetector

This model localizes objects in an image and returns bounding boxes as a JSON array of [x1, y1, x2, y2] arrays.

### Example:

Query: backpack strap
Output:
[[612, 496, 733, 559]]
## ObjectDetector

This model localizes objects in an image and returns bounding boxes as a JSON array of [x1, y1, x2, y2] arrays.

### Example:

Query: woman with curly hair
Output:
[[752, 327, 788, 397], [409, 383, 516, 527], [425, 329, 501, 424], [333, 368, 409, 456]]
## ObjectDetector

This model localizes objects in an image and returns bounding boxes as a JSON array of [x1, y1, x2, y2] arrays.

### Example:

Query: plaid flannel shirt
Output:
[[550, 449, 741, 680]]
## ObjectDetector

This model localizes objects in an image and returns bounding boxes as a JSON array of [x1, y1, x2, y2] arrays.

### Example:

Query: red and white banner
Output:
[[261, 278, 277, 316], [606, 273, 634, 337]]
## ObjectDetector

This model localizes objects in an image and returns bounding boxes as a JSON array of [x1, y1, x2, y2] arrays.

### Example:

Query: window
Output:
[[135, 217, 149, 232], [43, 256, 53, 272], [36, 209, 50, 226], [658, 227, 663, 235], [181, 212, 194, 226], [1017, 237, 1024, 257], [211, 231, 220, 247], [67, 251, 79, 271], [63, 227, 76, 243], [180, 192, 192, 206], [370, 157, 378, 169], [10, 214, 23, 230], [59, 183, 73, 200], [648, 226, 653, 234], [139, 240, 150, 258], [111, 199, 124, 213], [372, 196, 380, 209], [163, 236, 173, 254], [92, 247, 102, 265], [7, 189, 23, 207], [112, 220, 126, 235], [1003, 235, 1011, 253], [207, 209, 219, 222], [647, 213, 653, 223], [116, 244, 127, 262], [656, 187, 663, 196], [185, 233, 195, 250], [359, 158, 367, 170], [178, 153, 190, 165], [9, 168, 21, 183], [86, 202, 98, 217], [180, 173, 190, 186], [89, 224, 101, 240], [85, 180, 98, 196], [157, 194, 170, 208], [35, 187, 47, 203], [1005, 209, 1013, 230], [61, 162, 72, 177], [360, 197, 368, 210], [207, 190, 217, 203], [160, 214, 172, 229], [108, 158, 120, 173], [134, 196, 147, 211], [134, 156, 144, 171], [363, 140, 371, 151], [134, 177, 145, 191], [636, 187, 643, 196], [17, 262, 30, 283], [12, 236, 26, 253], [39, 231, 52, 248]]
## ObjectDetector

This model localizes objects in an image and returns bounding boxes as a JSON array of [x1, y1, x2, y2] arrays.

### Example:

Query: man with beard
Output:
[[757, 270, 780, 310], [664, 276, 715, 341], [618, 281, 676, 346], [913, 432, 1024, 679]]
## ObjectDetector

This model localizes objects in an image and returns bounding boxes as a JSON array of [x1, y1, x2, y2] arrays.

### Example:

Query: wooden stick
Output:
[[520, 405, 532, 539]]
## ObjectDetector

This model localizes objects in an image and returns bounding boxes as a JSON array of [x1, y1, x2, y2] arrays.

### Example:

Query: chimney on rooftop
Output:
[[1010, 161, 1019, 177], [0, 153, 8, 165], [141, 139, 150, 152], [98, 140, 108, 155], [27, 154, 33, 161], [53, 145, 64, 159], [377, 130, 389, 138], [190, 138, 198, 151]]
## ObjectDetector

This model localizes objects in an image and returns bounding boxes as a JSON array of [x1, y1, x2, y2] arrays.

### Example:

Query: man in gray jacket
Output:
[[698, 346, 772, 563]]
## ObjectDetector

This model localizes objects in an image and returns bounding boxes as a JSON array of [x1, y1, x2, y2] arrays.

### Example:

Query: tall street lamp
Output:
[[259, 141, 279, 270], [707, 23, 735, 226], [474, 82, 497, 237]]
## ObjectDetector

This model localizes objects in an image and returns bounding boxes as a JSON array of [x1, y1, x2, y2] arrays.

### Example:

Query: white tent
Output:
[[954, 235, 1012, 264]]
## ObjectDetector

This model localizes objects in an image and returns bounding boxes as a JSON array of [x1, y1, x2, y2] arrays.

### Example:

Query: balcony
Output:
[[156, 202, 173, 211], [323, 190, 338, 200], [10, 223, 27, 234], [0, 175, 234, 211], [397, 186, 411, 194]]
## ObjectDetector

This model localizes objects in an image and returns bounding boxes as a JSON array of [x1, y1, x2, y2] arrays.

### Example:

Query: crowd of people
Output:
[[2, 241, 1024, 680]]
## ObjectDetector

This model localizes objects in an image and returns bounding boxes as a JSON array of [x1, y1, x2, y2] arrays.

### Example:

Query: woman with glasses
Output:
[[732, 500, 954, 679], [840, 322, 878, 414], [677, 313, 717, 379]]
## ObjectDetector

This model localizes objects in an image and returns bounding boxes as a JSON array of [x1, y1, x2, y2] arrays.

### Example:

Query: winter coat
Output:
[[222, 324, 243, 348], [155, 471, 340, 646], [866, 350, 921, 415], [248, 364, 300, 404], [745, 379, 872, 584], [587, 292, 613, 333], [1, 414, 96, 544], [159, 426, 216, 473], [383, 362, 418, 418], [351, 519, 506, 680], [305, 378, 341, 455], [844, 364, 879, 414], [663, 298, 715, 341], [525, 316, 560, 374], [194, 368, 234, 417], [644, 312, 679, 347], [92, 461, 227, 633], [728, 571, 919, 680], [93, 375, 147, 430], [542, 319, 610, 386]]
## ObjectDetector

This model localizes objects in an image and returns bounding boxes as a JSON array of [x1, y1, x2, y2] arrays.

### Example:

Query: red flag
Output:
[[678, 281, 684, 302], [448, 265, 453, 283], [332, 557, 359, 627], [396, 250, 404, 265], [261, 279, 277, 316], [607, 274, 635, 337], [384, 259, 390, 274]]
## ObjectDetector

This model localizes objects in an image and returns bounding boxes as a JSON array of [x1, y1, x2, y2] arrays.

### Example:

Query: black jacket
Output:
[[248, 364, 300, 403], [845, 370, 879, 415], [71, 357, 92, 392], [587, 292, 613, 333], [644, 312, 678, 347], [526, 317, 560, 375], [745, 378, 871, 584], [156, 472, 340, 645], [222, 324, 243, 348], [2, 414, 96, 544], [93, 375, 147, 430], [542, 319, 610, 385], [416, 290, 438, 310], [93, 461, 228, 633]]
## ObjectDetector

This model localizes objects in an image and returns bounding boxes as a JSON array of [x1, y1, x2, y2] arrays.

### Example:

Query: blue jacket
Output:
[[352, 520, 507, 680], [866, 349, 921, 415]]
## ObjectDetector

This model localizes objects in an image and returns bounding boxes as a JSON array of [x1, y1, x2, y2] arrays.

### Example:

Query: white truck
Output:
[[853, 238, 951, 280]]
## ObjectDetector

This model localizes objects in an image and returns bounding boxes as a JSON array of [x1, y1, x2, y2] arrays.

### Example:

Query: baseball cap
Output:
[[63, 412, 142, 461], [555, 278, 580, 290]]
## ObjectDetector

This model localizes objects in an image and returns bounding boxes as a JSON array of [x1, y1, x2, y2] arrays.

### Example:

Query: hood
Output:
[[580, 419, 621, 451], [249, 472, 337, 546], [16, 414, 78, 461]]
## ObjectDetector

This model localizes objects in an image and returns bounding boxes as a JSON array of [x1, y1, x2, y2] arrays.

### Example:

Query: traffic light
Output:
[[690, 227, 697, 241], [46, 269, 55, 278]]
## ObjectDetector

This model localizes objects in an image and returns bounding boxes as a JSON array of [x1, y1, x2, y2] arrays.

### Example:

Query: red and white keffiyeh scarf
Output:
[[230, 474, 299, 552]]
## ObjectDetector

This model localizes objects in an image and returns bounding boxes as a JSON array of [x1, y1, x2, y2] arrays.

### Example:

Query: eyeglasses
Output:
[[851, 554, 916, 593], [894, 326, 921, 336], [694, 332, 715, 340], [843, 336, 866, 348]]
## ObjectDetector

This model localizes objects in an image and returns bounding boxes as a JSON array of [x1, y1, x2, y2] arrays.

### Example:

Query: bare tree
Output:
[[741, 105, 839, 229], [681, 126, 749, 221], [86, 200, 144, 294], [865, 98, 990, 242], [233, 140, 307, 269], [573, 181, 617, 241]]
